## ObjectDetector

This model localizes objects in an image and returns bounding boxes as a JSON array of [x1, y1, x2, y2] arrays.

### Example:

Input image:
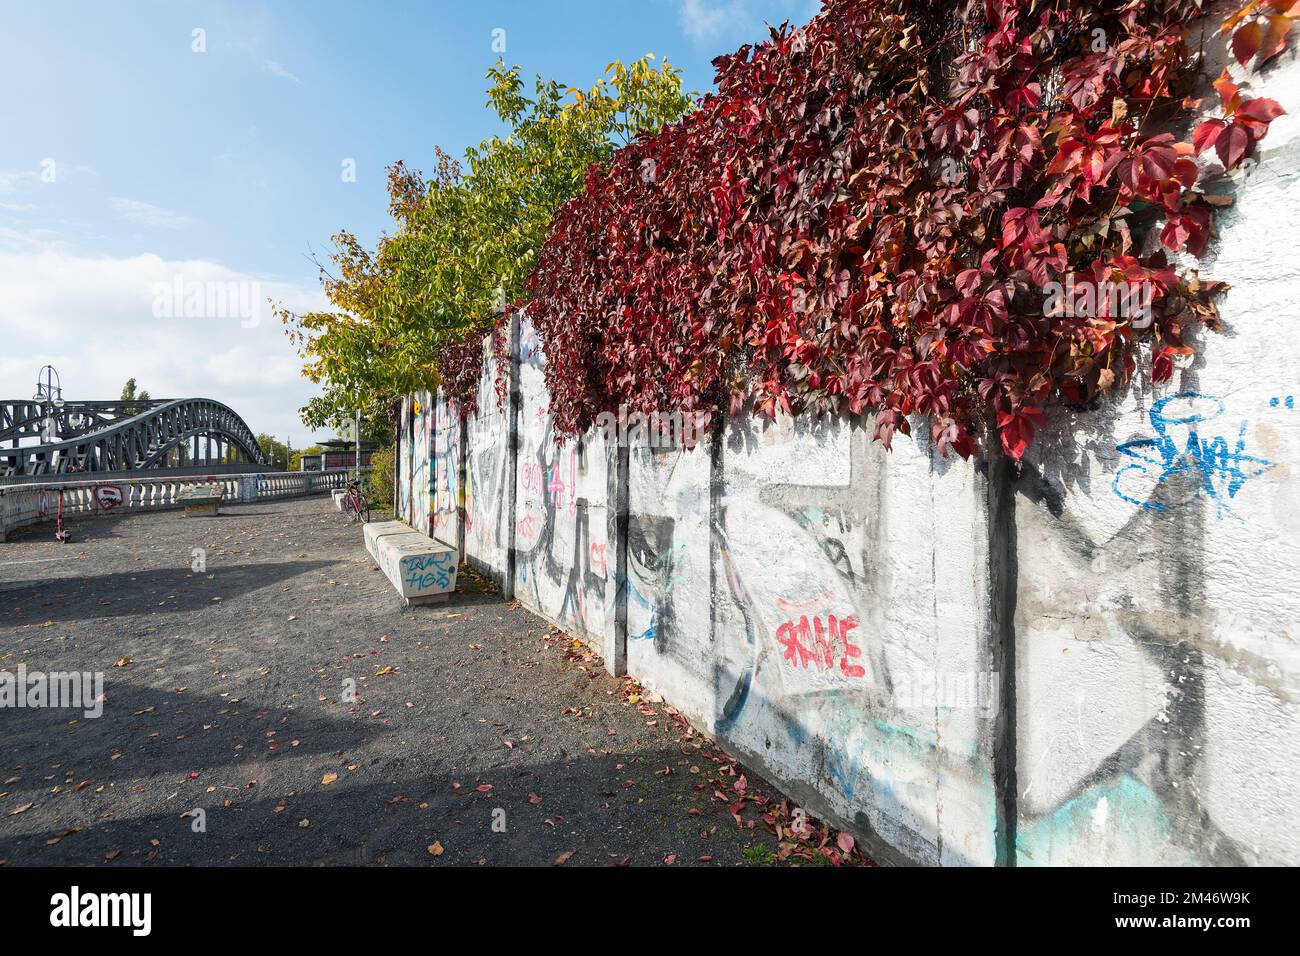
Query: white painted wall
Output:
[[1014, 28, 1300, 866], [509, 320, 613, 654], [464, 336, 511, 574]]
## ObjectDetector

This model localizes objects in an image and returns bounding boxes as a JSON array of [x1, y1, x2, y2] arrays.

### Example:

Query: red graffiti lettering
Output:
[[775, 613, 865, 680]]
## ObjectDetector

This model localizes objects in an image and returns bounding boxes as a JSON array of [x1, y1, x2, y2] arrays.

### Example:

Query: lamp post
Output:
[[33, 365, 65, 466]]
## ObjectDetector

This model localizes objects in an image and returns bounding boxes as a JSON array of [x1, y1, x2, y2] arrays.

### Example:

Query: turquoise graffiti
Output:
[[1112, 392, 1276, 518]]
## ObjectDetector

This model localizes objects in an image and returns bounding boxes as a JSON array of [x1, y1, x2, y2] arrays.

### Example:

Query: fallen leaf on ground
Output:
[[427, 842, 444, 857], [554, 850, 574, 865]]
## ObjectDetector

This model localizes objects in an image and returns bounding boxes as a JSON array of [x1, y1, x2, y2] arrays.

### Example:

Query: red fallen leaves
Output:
[[517, 0, 1285, 463]]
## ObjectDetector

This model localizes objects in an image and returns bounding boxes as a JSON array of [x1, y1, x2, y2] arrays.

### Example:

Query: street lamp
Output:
[[33, 365, 64, 443]]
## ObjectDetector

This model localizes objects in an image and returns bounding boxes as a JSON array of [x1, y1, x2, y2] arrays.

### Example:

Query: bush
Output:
[[367, 448, 395, 507]]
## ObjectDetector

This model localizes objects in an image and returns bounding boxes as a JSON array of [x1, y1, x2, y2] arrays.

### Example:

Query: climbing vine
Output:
[[525, 0, 1287, 459]]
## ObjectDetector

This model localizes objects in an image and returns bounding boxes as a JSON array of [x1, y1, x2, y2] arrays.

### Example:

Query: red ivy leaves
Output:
[[520, 0, 1286, 460], [432, 313, 510, 416], [1224, 1, 1299, 67], [1193, 70, 1286, 171]]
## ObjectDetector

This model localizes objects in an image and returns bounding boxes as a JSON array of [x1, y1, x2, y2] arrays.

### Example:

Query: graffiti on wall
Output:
[[433, 394, 460, 541], [1112, 392, 1276, 519], [627, 513, 685, 645], [398, 395, 413, 524], [513, 381, 608, 640], [410, 391, 432, 535], [464, 343, 511, 566]]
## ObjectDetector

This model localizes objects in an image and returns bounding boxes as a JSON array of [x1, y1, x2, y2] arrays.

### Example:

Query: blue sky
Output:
[[0, 0, 819, 446]]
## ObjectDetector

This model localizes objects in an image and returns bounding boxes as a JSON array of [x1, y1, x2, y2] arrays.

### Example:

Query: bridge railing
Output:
[[0, 469, 363, 541]]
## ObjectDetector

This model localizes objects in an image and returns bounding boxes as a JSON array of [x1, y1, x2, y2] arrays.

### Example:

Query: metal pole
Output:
[[355, 407, 361, 484]]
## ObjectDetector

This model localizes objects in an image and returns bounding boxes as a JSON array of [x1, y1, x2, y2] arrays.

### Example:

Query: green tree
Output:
[[256, 434, 290, 471], [119, 378, 152, 416], [366, 447, 395, 507], [289, 444, 322, 471], [280, 56, 691, 428]]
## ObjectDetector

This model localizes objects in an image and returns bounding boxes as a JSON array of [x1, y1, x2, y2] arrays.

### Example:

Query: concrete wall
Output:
[[432, 393, 460, 548], [464, 336, 511, 575], [1009, 30, 1300, 867], [395, 30, 1300, 865], [410, 316, 1005, 865], [624, 412, 1001, 865], [508, 320, 614, 657]]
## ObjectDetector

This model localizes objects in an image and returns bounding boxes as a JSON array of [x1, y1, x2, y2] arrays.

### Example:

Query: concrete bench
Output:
[[365, 522, 457, 606], [332, 489, 348, 511], [363, 520, 410, 551], [180, 483, 224, 517]]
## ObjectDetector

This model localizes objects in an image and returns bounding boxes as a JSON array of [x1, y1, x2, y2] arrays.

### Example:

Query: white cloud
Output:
[[0, 164, 97, 194], [262, 59, 302, 84], [677, 0, 743, 40], [0, 235, 332, 446], [109, 197, 193, 229], [0, 170, 40, 195], [676, 0, 822, 43]]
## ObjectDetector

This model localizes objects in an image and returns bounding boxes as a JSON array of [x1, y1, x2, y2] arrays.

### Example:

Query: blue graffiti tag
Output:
[[403, 553, 454, 591], [1112, 393, 1275, 518]]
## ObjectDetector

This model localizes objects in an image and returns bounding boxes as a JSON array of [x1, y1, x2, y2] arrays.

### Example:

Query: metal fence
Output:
[[0, 469, 362, 541]]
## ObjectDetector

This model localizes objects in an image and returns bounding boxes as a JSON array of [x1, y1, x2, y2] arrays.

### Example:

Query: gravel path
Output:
[[0, 496, 790, 867]]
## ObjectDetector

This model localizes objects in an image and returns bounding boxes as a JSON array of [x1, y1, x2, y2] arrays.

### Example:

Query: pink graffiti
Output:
[[521, 462, 544, 493], [775, 613, 866, 679], [775, 589, 836, 613]]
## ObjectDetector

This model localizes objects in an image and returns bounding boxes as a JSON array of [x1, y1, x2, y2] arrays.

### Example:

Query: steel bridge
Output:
[[1, 398, 269, 476]]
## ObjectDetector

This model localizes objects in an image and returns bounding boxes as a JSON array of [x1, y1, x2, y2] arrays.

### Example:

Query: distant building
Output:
[[300, 439, 378, 471]]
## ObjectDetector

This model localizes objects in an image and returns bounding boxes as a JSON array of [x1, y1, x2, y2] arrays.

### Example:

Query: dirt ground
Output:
[[0, 496, 850, 867]]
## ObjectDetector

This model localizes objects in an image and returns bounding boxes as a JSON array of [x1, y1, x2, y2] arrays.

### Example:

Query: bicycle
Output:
[[343, 479, 370, 524]]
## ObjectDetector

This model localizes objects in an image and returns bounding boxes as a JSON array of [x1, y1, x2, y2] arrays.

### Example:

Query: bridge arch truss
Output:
[[1, 398, 269, 476]]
